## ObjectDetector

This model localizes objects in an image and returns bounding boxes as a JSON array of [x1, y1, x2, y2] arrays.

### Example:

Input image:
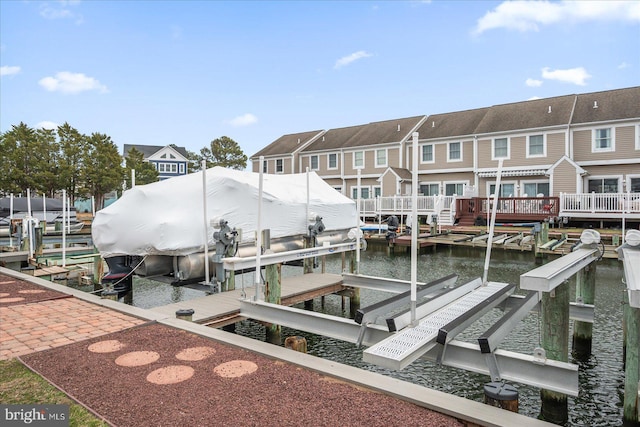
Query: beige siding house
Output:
[[250, 86, 640, 224]]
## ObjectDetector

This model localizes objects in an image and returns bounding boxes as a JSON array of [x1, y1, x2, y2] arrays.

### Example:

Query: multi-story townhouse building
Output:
[[123, 144, 189, 181], [251, 87, 640, 226], [252, 130, 325, 175]]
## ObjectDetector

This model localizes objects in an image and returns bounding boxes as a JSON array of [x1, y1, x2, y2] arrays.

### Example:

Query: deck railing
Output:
[[455, 196, 560, 222], [357, 195, 456, 217], [560, 192, 640, 215]]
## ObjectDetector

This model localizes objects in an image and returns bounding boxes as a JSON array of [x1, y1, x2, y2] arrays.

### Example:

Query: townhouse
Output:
[[251, 87, 640, 225]]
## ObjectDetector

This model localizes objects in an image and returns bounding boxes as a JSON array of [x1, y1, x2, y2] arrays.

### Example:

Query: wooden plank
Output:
[[150, 273, 344, 324]]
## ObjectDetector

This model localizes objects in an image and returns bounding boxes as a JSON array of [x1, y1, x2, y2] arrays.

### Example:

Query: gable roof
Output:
[[415, 108, 489, 139], [547, 155, 587, 176], [251, 130, 324, 157], [474, 95, 577, 135], [300, 124, 367, 152], [302, 116, 426, 152], [383, 167, 412, 181], [571, 86, 640, 124], [123, 144, 188, 159]]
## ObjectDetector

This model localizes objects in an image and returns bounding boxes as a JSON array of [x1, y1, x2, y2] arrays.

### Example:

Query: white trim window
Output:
[[353, 151, 364, 169], [592, 127, 614, 152], [488, 181, 516, 197], [327, 153, 338, 170], [447, 142, 462, 162], [352, 186, 370, 199], [375, 149, 387, 168], [522, 181, 549, 197], [419, 182, 439, 196], [629, 176, 640, 193], [421, 144, 434, 163], [262, 160, 268, 173], [276, 158, 283, 173], [492, 137, 509, 160], [445, 182, 466, 196], [179, 163, 185, 174], [310, 155, 319, 170], [527, 134, 546, 158], [587, 176, 619, 193], [373, 186, 381, 198]]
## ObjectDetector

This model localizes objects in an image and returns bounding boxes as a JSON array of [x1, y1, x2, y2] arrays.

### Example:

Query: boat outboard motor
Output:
[[213, 219, 238, 283], [385, 215, 399, 241], [102, 256, 133, 295], [308, 216, 325, 237]]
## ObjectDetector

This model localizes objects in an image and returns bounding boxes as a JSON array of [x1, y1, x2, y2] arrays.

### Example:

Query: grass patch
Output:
[[0, 358, 109, 426]]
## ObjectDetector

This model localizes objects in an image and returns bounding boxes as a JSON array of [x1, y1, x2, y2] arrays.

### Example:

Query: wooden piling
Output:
[[175, 308, 194, 321], [265, 263, 282, 345], [623, 292, 640, 424], [284, 336, 307, 353], [483, 382, 519, 413], [303, 236, 314, 274], [572, 263, 596, 358], [540, 280, 570, 424], [101, 290, 118, 301]]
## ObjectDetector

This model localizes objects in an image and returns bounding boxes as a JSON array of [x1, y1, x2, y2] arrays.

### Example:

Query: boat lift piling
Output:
[[520, 229, 603, 424], [617, 230, 640, 424]]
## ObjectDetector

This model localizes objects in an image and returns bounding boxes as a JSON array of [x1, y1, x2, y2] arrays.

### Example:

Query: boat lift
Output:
[[234, 151, 581, 397]]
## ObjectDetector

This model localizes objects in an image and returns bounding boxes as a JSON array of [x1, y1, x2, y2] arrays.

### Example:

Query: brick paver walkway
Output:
[[0, 297, 146, 360]]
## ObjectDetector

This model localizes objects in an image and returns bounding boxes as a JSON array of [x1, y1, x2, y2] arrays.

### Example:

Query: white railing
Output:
[[356, 195, 456, 218], [560, 192, 640, 215]]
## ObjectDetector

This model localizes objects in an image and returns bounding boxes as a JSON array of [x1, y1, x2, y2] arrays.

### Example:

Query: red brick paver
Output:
[[1, 297, 146, 360]]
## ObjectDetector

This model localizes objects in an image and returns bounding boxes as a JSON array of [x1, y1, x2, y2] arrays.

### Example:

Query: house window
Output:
[[310, 155, 319, 170], [528, 135, 545, 157], [353, 151, 364, 169], [170, 164, 177, 173], [420, 183, 439, 196], [630, 177, 640, 192], [262, 160, 268, 173], [161, 154, 167, 159], [593, 128, 614, 152], [373, 186, 381, 198], [170, 153, 176, 159], [158, 163, 166, 173], [328, 153, 338, 169], [179, 163, 185, 174], [493, 138, 509, 159], [448, 142, 461, 162], [588, 178, 618, 193], [375, 149, 387, 167], [276, 159, 283, 173], [523, 182, 549, 196], [421, 144, 434, 163], [489, 183, 516, 197], [445, 183, 465, 196], [352, 187, 370, 199]]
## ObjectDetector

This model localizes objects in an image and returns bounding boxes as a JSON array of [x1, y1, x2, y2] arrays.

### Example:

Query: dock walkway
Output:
[[150, 273, 344, 326]]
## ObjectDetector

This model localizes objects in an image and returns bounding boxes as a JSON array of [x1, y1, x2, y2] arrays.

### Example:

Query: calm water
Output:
[[83, 245, 627, 426]]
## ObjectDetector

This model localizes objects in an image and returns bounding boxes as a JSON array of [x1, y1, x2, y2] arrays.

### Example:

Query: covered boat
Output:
[[92, 167, 359, 286]]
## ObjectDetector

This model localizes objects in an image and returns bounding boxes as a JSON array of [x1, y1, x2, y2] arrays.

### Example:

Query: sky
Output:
[[1, 0, 639, 164]]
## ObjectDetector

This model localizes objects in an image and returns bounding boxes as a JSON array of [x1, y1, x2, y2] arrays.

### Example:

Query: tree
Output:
[[200, 136, 247, 170], [124, 147, 158, 188], [83, 133, 125, 209], [186, 149, 201, 173], [57, 122, 86, 204]]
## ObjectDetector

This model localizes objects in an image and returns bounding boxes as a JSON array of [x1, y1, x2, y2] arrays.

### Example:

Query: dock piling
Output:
[[265, 263, 282, 345], [483, 382, 518, 413], [572, 264, 596, 358]]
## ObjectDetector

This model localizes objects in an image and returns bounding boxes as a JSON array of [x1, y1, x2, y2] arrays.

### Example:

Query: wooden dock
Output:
[[149, 272, 345, 327]]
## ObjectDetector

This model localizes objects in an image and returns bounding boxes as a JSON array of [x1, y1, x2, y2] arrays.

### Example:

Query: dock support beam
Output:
[[624, 292, 640, 424], [540, 280, 570, 424], [265, 263, 282, 345], [572, 264, 595, 359]]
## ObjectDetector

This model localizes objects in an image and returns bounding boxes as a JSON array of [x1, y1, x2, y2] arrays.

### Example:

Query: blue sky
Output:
[[1, 0, 639, 162]]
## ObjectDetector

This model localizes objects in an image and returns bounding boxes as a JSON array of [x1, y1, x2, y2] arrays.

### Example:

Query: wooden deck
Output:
[[149, 273, 345, 327]]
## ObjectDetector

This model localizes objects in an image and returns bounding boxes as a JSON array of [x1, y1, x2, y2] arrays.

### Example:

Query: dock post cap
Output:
[[483, 382, 518, 400], [175, 308, 195, 316]]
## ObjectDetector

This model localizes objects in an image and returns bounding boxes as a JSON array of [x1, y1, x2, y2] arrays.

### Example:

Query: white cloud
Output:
[[36, 121, 59, 130], [525, 78, 543, 87], [334, 51, 373, 69], [528, 96, 542, 100], [40, 1, 84, 24], [0, 65, 21, 77], [541, 66, 591, 86], [39, 71, 108, 94], [229, 113, 258, 127], [473, 0, 640, 35], [618, 62, 630, 69]]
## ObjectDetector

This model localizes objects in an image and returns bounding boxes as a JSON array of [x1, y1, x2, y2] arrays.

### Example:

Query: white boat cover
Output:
[[92, 167, 357, 257]]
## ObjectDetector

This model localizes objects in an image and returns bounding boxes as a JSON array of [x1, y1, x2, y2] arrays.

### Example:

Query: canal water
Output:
[[91, 245, 626, 426]]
